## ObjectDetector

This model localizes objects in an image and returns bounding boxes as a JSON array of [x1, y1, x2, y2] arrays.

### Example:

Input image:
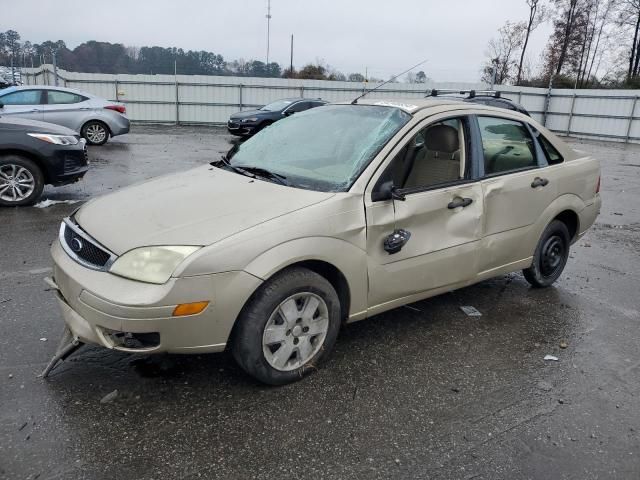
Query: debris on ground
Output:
[[100, 390, 119, 404], [559, 341, 568, 349], [8, 373, 13, 379], [33, 199, 81, 209], [39, 338, 47, 342], [537, 381, 553, 391], [460, 306, 482, 317], [544, 355, 559, 362]]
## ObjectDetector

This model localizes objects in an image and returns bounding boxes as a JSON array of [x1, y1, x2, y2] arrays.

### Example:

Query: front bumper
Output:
[[46, 139, 89, 186], [227, 120, 257, 136], [49, 239, 262, 354]]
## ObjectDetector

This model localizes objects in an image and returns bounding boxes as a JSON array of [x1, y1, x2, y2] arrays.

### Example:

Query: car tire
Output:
[[81, 120, 110, 146], [232, 267, 342, 385], [523, 220, 571, 288], [0, 155, 45, 207]]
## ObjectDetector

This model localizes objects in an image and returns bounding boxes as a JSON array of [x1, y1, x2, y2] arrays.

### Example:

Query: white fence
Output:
[[21, 65, 640, 143]]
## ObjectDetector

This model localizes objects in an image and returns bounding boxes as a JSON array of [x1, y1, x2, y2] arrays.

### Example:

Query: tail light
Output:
[[596, 175, 601, 194], [104, 105, 126, 114]]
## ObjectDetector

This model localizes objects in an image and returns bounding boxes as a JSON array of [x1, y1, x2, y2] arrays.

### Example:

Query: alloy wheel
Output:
[[0, 164, 35, 203], [85, 124, 107, 144]]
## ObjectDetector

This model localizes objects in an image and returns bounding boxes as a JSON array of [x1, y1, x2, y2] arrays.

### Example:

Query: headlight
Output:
[[109, 246, 200, 284], [241, 117, 258, 123], [28, 133, 79, 145]]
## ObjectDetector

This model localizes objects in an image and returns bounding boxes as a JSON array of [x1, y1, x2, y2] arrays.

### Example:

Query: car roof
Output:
[[340, 97, 532, 119], [1, 85, 94, 96], [270, 97, 325, 103], [339, 97, 473, 114]]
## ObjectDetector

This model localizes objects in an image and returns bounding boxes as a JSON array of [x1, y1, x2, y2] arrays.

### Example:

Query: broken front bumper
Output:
[[49, 239, 262, 354]]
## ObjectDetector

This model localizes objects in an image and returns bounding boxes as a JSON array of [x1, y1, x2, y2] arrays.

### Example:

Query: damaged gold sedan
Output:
[[45, 99, 601, 384]]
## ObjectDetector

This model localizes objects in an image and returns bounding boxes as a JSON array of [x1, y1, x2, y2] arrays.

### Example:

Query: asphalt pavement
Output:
[[1, 126, 639, 480]]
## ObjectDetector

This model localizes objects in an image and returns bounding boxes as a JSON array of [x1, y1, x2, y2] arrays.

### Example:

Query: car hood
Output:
[[229, 109, 273, 120], [0, 116, 78, 135], [75, 165, 334, 255]]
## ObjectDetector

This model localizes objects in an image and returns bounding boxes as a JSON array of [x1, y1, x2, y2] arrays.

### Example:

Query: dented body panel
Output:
[[49, 99, 601, 356]]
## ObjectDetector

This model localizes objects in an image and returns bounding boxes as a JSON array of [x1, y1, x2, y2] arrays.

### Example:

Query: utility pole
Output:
[[290, 34, 294, 75], [52, 51, 59, 86], [265, 0, 272, 66]]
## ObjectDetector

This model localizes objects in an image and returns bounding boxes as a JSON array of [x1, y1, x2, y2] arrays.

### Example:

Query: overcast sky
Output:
[[5, 0, 552, 82]]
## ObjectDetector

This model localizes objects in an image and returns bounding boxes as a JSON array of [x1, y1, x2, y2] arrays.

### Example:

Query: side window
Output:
[[47, 90, 85, 104], [287, 101, 310, 113], [531, 126, 563, 165], [0, 90, 42, 105], [478, 116, 537, 175], [384, 118, 466, 191]]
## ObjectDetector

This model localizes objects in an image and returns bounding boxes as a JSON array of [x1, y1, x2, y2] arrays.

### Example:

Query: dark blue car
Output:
[[227, 98, 327, 136]]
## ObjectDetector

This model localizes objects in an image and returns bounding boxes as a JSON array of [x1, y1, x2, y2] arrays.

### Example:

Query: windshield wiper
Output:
[[234, 165, 289, 186], [211, 155, 255, 177]]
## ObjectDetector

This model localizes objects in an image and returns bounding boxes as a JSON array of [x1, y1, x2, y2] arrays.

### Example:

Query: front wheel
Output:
[[232, 267, 341, 385], [81, 120, 109, 145], [523, 220, 571, 288], [0, 155, 44, 207]]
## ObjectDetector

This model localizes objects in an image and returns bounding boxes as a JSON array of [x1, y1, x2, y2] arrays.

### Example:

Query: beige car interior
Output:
[[394, 119, 465, 190]]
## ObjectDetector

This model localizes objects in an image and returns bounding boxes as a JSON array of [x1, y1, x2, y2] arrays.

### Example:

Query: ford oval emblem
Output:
[[70, 237, 83, 253]]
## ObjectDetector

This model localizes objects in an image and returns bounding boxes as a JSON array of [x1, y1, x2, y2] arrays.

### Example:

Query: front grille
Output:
[[228, 121, 239, 128], [63, 223, 111, 269]]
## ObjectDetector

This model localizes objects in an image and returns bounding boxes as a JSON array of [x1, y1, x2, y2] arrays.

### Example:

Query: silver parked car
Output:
[[0, 86, 130, 145]]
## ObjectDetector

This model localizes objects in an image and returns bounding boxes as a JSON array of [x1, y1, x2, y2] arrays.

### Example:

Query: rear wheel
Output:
[[0, 155, 44, 207], [82, 120, 109, 145], [232, 267, 341, 385], [523, 220, 570, 288]]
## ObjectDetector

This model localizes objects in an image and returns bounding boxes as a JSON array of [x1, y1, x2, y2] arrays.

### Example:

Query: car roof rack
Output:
[[427, 89, 502, 99]]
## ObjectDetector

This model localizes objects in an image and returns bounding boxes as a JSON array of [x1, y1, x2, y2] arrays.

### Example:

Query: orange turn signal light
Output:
[[172, 301, 210, 317]]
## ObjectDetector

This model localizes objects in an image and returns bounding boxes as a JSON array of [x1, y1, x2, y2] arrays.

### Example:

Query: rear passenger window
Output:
[[478, 116, 537, 175], [531, 127, 563, 165], [47, 91, 85, 104]]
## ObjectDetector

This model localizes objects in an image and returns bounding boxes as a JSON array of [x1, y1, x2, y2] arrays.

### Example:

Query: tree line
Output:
[[484, 0, 640, 88], [0, 30, 420, 83]]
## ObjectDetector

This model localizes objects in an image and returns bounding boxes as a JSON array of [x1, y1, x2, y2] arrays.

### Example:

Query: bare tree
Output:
[[547, 0, 583, 76], [517, 0, 546, 84], [482, 21, 527, 84], [620, 0, 640, 80]]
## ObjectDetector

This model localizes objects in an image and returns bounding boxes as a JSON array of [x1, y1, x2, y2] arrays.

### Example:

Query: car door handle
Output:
[[448, 197, 473, 209], [79, 107, 91, 111], [531, 177, 549, 188], [29, 109, 39, 113]]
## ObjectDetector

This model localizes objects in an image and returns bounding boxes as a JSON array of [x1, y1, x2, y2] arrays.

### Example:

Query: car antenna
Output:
[[351, 59, 427, 105]]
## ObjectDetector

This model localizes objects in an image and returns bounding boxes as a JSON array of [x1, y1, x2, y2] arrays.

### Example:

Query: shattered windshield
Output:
[[226, 105, 411, 192]]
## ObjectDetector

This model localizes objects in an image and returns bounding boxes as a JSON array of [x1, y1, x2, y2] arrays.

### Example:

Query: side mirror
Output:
[[283, 110, 294, 116], [371, 180, 406, 202]]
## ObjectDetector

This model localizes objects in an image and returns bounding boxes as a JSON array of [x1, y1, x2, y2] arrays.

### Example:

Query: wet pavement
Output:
[[1, 126, 639, 480]]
